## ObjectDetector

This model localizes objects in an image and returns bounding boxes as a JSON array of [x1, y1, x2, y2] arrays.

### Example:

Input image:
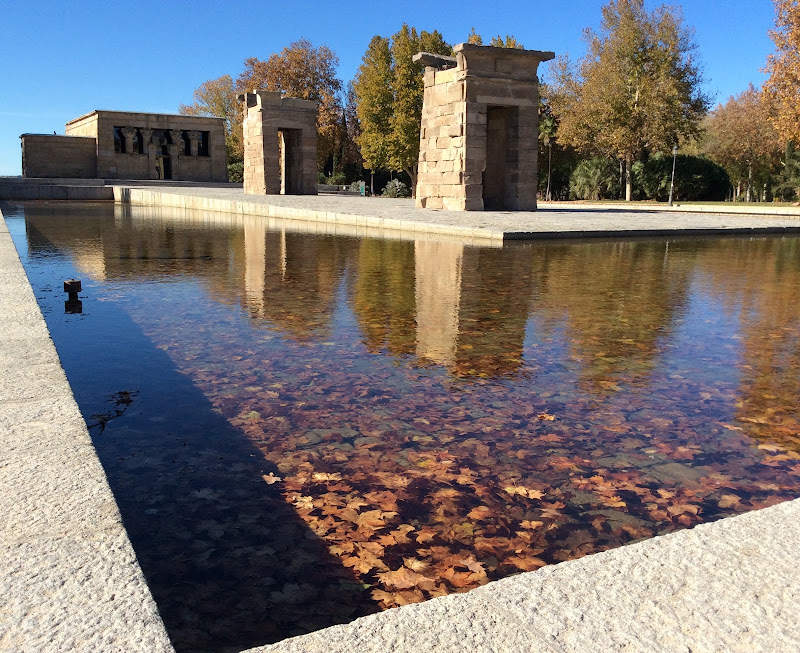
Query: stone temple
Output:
[[414, 44, 555, 211], [239, 90, 318, 196], [21, 111, 227, 182]]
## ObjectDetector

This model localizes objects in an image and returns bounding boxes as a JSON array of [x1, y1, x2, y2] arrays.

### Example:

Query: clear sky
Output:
[[0, 0, 778, 176]]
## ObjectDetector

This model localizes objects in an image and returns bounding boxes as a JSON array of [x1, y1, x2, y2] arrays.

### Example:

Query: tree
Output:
[[466, 30, 523, 48], [763, 0, 800, 144], [389, 25, 451, 195], [353, 25, 451, 197], [633, 153, 730, 201], [489, 35, 524, 49], [179, 75, 242, 164], [548, 0, 710, 200], [342, 82, 364, 182], [236, 39, 343, 167], [538, 110, 557, 201], [353, 36, 393, 195], [467, 27, 483, 45], [701, 85, 781, 201]]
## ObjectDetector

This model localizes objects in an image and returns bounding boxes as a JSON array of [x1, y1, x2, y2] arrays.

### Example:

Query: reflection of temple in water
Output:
[[26, 204, 761, 389]]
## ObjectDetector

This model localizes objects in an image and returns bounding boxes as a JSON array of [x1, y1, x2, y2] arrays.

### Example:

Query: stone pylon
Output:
[[239, 90, 318, 195], [414, 44, 555, 211]]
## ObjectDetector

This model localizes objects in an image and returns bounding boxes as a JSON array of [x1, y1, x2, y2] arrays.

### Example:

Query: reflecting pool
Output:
[[5, 201, 800, 652]]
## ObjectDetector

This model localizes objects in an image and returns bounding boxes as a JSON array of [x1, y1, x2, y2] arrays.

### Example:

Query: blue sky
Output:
[[0, 0, 777, 175]]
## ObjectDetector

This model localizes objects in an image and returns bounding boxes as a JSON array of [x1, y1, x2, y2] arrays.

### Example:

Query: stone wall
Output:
[[20, 134, 97, 178], [62, 111, 227, 182], [241, 91, 318, 196], [415, 44, 554, 211]]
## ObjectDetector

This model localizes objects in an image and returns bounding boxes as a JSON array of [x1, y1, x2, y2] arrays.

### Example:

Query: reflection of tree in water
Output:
[[243, 230, 357, 343], [531, 240, 692, 394], [353, 239, 417, 357], [694, 238, 800, 452]]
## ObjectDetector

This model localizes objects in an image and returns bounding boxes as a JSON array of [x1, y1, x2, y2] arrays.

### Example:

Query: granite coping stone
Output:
[[111, 184, 800, 243], [2, 196, 800, 652], [0, 204, 174, 653], [245, 498, 800, 653]]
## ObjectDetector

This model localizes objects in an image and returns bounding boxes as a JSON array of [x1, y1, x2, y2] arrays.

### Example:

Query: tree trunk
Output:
[[745, 163, 752, 202], [625, 154, 633, 201], [405, 165, 417, 199], [370, 170, 374, 197], [546, 143, 552, 201]]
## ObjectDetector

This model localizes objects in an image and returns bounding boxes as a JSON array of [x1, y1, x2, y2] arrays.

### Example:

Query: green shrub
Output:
[[569, 157, 620, 200], [227, 161, 243, 184], [381, 179, 410, 198], [326, 170, 347, 185], [634, 153, 730, 201]]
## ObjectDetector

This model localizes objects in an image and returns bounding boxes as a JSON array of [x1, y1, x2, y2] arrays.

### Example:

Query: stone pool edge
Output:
[[1, 199, 799, 652], [245, 498, 800, 652], [0, 205, 175, 653]]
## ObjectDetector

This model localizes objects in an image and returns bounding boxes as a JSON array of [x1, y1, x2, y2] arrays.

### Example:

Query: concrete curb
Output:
[[112, 185, 800, 243], [540, 201, 800, 217], [245, 498, 800, 653], [0, 204, 174, 653]]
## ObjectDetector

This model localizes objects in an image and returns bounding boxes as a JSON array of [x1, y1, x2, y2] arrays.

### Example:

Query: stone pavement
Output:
[[112, 184, 800, 243], [2, 193, 799, 652], [0, 204, 174, 652]]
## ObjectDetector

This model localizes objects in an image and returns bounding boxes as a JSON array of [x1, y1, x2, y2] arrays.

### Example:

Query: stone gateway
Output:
[[414, 44, 555, 211], [239, 90, 318, 196]]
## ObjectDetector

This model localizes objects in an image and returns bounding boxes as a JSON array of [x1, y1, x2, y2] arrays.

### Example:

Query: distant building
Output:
[[20, 110, 227, 182]]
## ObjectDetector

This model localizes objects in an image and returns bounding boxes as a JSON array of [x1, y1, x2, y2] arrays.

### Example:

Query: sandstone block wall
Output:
[[21, 135, 97, 178], [20, 111, 227, 182], [415, 44, 554, 212], [66, 111, 227, 182], [241, 91, 318, 196]]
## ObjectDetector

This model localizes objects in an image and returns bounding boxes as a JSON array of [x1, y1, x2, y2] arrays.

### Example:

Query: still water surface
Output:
[[6, 202, 800, 652]]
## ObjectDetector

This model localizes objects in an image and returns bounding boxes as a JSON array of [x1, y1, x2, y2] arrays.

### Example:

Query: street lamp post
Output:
[[668, 145, 679, 207]]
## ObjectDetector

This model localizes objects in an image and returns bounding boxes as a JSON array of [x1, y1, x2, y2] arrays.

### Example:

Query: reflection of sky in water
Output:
[[6, 202, 800, 653]]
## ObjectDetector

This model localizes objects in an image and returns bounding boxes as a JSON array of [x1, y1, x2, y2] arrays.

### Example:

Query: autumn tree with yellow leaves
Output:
[[547, 0, 709, 201], [237, 39, 343, 167], [764, 0, 800, 144]]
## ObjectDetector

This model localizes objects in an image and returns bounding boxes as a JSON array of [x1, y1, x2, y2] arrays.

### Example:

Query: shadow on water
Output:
[[16, 208, 380, 652]]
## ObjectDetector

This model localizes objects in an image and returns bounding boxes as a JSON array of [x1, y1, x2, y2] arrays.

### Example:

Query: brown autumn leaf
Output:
[[666, 503, 700, 516], [467, 505, 492, 520], [537, 413, 556, 421], [459, 555, 486, 575], [520, 519, 544, 530], [403, 557, 430, 572], [394, 589, 426, 606], [371, 588, 397, 607], [416, 530, 436, 544], [717, 494, 741, 509], [503, 485, 545, 499], [503, 555, 547, 571], [312, 472, 343, 482], [378, 567, 433, 590]]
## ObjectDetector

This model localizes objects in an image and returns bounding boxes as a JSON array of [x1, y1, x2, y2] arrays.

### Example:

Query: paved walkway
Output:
[[113, 184, 800, 243], [2, 193, 799, 652]]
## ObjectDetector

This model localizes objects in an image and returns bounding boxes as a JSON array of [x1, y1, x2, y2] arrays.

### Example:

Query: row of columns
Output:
[[118, 128, 206, 157]]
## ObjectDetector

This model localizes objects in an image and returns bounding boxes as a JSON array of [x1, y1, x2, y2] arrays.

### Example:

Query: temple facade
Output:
[[21, 110, 227, 182]]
